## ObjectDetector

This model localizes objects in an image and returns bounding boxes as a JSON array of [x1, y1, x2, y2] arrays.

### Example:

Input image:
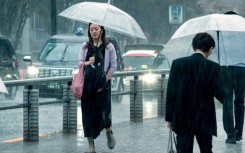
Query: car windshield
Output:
[[41, 42, 81, 62], [123, 56, 155, 70]]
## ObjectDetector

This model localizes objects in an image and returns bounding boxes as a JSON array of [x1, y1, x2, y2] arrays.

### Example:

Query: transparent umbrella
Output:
[[0, 77, 8, 94], [197, 0, 245, 14], [164, 13, 245, 66], [58, 2, 146, 39]]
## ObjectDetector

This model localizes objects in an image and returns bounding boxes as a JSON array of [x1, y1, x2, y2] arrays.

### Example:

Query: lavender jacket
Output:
[[78, 42, 117, 74]]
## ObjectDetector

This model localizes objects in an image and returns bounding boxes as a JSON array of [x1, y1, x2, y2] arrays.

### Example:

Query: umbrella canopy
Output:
[[164, 14, 245, 66], [0, 77, 8, 94], [58, 2, 146, 39], [197, 0, 245, 14], [171, 14, 245, 39]]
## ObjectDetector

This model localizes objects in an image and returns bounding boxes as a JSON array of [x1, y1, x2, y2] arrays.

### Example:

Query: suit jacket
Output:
[[165, 53, 223, 136]]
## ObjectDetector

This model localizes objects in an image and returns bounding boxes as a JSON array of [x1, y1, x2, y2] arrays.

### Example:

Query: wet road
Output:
[[0, 87, 158, 142]]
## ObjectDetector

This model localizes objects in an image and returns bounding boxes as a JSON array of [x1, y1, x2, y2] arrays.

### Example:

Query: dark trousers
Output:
[[176, 131, 213, 153], [221, 66, 245, 138]]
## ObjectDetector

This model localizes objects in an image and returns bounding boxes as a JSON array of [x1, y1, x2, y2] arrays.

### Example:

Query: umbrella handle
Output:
[[217, 31, 220, 64]]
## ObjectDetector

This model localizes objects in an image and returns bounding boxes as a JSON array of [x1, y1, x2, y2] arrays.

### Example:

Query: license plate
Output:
[[47, 83, 61, 89]]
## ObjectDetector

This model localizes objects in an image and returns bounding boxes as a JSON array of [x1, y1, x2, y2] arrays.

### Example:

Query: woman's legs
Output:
[[104, 82, 116, 149], [86, 137, 95, 153]]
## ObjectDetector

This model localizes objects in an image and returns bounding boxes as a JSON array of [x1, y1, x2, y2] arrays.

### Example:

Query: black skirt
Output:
[[81, 81, 111, 139]]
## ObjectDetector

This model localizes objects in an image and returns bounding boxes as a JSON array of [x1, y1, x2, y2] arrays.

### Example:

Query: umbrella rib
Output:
[[101, 4, 110, 26], [124, 15, 134, 37]]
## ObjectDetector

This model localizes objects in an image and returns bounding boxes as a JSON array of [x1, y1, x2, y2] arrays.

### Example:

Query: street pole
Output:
[[51, 0, 57, 36]]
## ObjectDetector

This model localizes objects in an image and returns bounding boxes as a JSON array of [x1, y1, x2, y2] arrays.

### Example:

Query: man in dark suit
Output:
[[165, 32, 224, 153]]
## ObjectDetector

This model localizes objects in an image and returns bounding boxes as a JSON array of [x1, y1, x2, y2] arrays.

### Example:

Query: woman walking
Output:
[[78, 23, 117, 153]]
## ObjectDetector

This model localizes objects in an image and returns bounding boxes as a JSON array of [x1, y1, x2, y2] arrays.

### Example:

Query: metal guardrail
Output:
[[1, 69, 170, 141], [0, 103, 30, 110]]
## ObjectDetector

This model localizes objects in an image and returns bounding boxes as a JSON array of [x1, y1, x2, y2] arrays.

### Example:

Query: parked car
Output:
[[122, 44, 169, 87], [23, 33, 124, 102], [0, 35, 20, 99]]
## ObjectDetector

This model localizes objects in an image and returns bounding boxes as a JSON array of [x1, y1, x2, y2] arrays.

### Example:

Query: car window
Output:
[[157, 59, 170, 69], [123, 56, 155, 70], [37, 36, 124, 71], [44, 43, 66, 61], [42, 42, 81, 61], [63, 43, 81, 61], [39, 42, 57, 60]]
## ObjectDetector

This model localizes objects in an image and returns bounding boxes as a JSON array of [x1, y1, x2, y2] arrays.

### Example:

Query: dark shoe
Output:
[[106, 131, 116, 149], [236, 136, 243, 141], [225, 138, 236, 144]]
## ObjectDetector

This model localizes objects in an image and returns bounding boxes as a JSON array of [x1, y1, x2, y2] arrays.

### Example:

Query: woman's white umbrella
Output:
[[58, 2, 146, 40], [164, 13, 245, 66]]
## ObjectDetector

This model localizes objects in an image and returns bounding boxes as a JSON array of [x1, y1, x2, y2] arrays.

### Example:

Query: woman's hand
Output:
[[166, 122, 172, 129], [106, 73, 112, 81], [85, 57, 95, 65], [89, 57, 95, 64]]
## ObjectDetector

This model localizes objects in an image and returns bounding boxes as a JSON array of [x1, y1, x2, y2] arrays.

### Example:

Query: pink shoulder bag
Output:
[[71, 62, 85, 100]]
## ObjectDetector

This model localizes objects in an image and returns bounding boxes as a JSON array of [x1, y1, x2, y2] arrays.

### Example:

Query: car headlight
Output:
[[27, 66, 39, 76], [142, 73, 157, 84], [72, 69, 79, 75], [6, 74, 12, 78]]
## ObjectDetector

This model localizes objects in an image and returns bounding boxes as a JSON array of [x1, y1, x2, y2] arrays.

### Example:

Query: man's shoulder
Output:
[[174, 56, 189, 61], [206, 59, 220, 67], [173, 56, 189, 64]]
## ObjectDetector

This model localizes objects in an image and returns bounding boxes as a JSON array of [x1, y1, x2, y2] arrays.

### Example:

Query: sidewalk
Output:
[[0, 109, 244, 153]]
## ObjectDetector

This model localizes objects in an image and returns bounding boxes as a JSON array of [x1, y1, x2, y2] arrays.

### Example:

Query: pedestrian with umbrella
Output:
[[165, 32, 224, 153], [219, 11, 245, 144], [164, 11, 245, 145], [59, 1, 146, 152], [78, 23, 117, 152]]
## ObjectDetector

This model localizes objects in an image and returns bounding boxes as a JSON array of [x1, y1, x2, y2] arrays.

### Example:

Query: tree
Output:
[[0, 0, 206, 50], [0, 0, 38, 49]]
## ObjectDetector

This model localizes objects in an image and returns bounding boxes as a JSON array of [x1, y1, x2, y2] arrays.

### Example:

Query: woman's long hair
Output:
[[88, 23, 108, 47]]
